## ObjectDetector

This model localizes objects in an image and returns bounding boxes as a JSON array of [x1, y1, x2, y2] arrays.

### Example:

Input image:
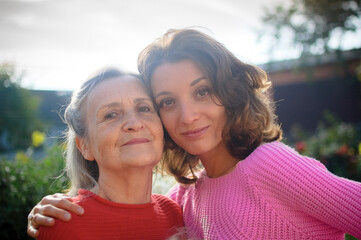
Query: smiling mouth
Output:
[[181, 126, 209, 138], [123, 138, 150, 146]]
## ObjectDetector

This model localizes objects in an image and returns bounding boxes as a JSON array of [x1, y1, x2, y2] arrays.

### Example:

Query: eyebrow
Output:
[[133, 97, 152, 103], [97, 97, 152, 112], [154, 76, 207, 99], [190, 77, 207, 86], [98, 102, 120, 112]]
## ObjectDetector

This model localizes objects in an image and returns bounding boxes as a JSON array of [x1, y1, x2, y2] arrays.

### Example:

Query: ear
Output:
[[75, 136, 95, 161]]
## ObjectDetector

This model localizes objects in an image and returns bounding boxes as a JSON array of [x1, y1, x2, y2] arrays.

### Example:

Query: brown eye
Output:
[[137, 101, 155, 113], [196, 87, 211, 97], [158, 98, 175, 109], [105, 112, 118, 119], [138, 106, 151, 112]]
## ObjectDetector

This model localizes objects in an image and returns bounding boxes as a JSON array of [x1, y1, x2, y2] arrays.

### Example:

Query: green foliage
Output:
[[0, 144, 69, 240], [346, 234, 360, 240], [290, 112, 361, 182], [0, 63, 44, 151], [261, 0, 361, 57]]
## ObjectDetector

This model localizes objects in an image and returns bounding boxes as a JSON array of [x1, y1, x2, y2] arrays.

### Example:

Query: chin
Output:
[[121, 153, 161, 168], [127, 161, 159, 169], [136, 156, 160, 165], [181, 143, 220, 157], [183, 147, 207, 156]]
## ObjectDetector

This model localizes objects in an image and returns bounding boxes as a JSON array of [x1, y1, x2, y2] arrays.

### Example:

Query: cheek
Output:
[[93, 123, 118, 147], [207, 104, 227, 128], [147, 118, 165, 156], [216, 108, 227, 132], [91, 131, 110, 152], [144, 115, 164, 139], [154, 124, 164, 142], [160, 113, 176, 134]]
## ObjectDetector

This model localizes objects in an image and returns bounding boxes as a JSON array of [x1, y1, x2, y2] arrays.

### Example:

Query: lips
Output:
[[123, 138, 150, 146], [181, 126, 209, 138]]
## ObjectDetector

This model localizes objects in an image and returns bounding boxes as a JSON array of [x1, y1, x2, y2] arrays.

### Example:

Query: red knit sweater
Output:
[[38, 189, 184, 240]]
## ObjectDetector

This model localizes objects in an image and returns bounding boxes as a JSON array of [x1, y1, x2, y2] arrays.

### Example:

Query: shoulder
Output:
[[38, 190, 116, 239], [152, 194, 181, 210], [245, 141, 326, 172], [152, 194, 184, 226], [38, 191, 96, 239], [241, 141, 332, 193], [165, 183, 190, 206], [252, 141, 304, 159], [153, 194, 182, 217], [38, 216, 81, 240]]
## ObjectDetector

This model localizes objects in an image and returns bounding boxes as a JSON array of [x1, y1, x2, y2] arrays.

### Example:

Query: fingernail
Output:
[[77, 208, 84, 215], [64, 213, 71, 219], [47, 218, 54, 224]]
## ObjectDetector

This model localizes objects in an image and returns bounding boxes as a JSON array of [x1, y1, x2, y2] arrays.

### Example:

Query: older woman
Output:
[[29, 29, 361, 240], [36, 68, 183, 239]]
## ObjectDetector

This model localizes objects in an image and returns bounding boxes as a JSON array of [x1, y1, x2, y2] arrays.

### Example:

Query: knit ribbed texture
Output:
[[168, 141, 361, 239], [38, 189, 184, 240]]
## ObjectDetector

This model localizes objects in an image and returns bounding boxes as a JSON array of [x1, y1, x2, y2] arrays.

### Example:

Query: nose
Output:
[[179, 101, 200, 125], [122, 111, 144, 132]]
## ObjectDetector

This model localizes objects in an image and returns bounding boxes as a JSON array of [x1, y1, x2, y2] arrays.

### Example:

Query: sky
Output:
[[0, 0, 360, 91]]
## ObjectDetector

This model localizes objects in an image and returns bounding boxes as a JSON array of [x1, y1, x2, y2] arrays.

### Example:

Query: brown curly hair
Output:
[[138, 28, 282, 184]]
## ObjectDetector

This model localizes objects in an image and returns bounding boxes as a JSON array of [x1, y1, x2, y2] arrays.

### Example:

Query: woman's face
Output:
[[78, 76, 164, 172], [150, 59, 227, 156]]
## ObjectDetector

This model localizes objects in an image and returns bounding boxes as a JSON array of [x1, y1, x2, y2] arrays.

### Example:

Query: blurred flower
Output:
[[32, 131, 46, 148], [295, 141, 306, 153], [336, 144, 348, 155], [15, 151, 30, 163], [347, 148, 355, 156]]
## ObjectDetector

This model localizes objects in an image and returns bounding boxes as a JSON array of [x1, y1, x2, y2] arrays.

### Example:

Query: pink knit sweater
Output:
[[168, 141, 361, 239]]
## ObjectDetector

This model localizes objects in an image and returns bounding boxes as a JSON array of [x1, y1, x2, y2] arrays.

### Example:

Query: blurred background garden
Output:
[[1, 0, 361, 239]]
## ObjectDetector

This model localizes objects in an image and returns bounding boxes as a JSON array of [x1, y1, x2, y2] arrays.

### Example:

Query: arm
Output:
[[246, 142, 361, 238], [27, 193, 84, 238]]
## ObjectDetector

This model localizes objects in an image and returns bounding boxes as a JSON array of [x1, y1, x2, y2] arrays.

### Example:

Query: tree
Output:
[[0, 63, 43, 151], [261, 0, 361, 57]]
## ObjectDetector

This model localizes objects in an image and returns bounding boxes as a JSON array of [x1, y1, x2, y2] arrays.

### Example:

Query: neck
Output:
[[92, 166, 154, 204], [199, 141, 239, 178]]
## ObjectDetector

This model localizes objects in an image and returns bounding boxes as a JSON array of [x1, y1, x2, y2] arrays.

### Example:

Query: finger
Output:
[[33, 213, 56, 226], [38, 197, 84, 216], [36, 204, 72, 222], [27, 212, 53, 238], [27, 226, 39, 238], [52, 193, 72, 201]]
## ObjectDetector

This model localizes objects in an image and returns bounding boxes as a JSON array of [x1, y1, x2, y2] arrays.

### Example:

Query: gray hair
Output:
[[64, 68, 132, 196]]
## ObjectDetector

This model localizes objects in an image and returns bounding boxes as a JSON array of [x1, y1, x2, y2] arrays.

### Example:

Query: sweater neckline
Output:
[[200, 142, 274, 182], [78, 189, 156, 208], [200, 160, 241, 182]]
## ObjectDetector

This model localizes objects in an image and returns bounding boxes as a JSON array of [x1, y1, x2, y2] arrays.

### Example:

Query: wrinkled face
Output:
[[150, 59, 227, 156], [77, 76, 164, 172]]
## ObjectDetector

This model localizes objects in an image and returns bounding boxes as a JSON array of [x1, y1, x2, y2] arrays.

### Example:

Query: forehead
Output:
[[150, 60, 207, 90], [89, 75, 147, 99], [152, 60, 203, 79]]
